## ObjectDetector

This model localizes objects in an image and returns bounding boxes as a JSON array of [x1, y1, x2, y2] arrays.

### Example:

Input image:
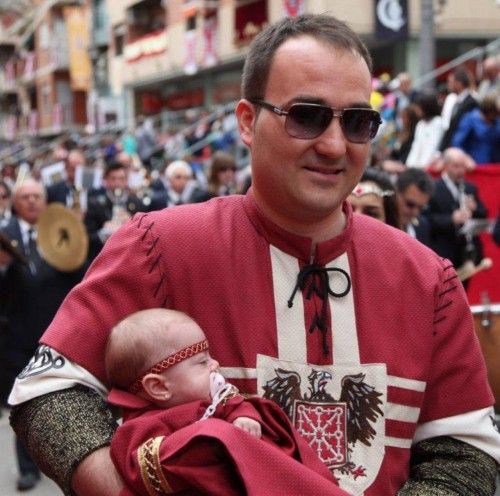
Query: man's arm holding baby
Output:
[[10, 385, 123, 496]]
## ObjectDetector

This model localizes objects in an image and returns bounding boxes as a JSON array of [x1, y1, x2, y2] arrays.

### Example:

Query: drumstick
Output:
[[457, 258, 493, 282]]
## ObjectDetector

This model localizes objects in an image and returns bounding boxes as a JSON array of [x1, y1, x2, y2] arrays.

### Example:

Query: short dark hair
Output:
[[414, 91, 441, 120], [396, 167, 435, 196], [104, 160, 126, 178], [453, 67, 471, 89], [241, 14, 372, 101]]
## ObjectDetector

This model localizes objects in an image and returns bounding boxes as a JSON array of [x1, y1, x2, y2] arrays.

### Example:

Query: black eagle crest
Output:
[[262, 368, 383, 447]]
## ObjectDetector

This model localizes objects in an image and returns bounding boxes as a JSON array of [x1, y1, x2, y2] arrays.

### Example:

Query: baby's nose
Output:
[[209, 358, 220, 371]]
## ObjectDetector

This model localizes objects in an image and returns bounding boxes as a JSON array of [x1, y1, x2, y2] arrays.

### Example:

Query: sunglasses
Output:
[[250, 100, 381, 143]]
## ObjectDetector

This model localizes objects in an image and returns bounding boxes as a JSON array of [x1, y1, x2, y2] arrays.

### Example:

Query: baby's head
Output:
[[105, 309, 219, 407]]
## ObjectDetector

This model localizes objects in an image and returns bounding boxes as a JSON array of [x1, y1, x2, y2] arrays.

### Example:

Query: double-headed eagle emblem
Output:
[[262, 368, 383, 476]]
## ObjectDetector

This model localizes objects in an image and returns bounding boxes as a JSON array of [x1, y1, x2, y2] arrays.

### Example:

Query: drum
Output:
[[471, 303, 500, 411]]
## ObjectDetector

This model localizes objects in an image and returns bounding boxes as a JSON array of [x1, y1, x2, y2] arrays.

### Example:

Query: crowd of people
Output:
[[0, 13, 499, 494]]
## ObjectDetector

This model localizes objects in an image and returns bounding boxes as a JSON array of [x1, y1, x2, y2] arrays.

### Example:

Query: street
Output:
[[0, 408, 61, 495]]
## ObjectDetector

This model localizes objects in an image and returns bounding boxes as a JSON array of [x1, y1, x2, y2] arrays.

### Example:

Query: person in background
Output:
[[347, 168, 399, 227], [135, 116, 158, 169], [8, 14, 500, 496], [84, 161, 147, 260], [439, 67, 478, 152], [441, 72, 458, 132], [0, 180, 12, 228], [406, 92, 444, 169], [452, 95, 500, 164], [393, 72, 418, 128], [150, 160, 197, 210], [477, 56, 499, 101], [1, 179, 86, 491], [46, 148, 86, 211], [426, 147, 488, 272], [395, 168, 435, 246], [190, 151, 237, 203], [382, 104, 419, 174]]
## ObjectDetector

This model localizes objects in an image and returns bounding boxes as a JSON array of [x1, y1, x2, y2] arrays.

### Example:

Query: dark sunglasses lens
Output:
[[286, 104, 333, 139], [342, 109, 380, 143]]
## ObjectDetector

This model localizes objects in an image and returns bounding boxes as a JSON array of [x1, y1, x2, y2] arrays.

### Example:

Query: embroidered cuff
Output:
[[10, 385, 117, 495]]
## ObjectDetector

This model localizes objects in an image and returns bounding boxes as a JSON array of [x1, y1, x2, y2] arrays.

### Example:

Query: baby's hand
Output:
[[233, 416, 262, 438]]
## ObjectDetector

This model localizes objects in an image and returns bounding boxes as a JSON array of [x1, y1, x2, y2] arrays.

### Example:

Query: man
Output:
[[46, 148, 86, 211], [395, 168, 435, 245], [9, 15, 500, 496], [477, 56, 499, 101], [426, 147, 488, 271], [439, 67, 478, 151], [84, 161, 148, 261], [0, 179, 85, 490], [149, 160, 196, 210]]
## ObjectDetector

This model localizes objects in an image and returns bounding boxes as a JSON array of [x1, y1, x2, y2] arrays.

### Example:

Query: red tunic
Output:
[[108, 389, 345, 495], [42, 189, 494, 495]]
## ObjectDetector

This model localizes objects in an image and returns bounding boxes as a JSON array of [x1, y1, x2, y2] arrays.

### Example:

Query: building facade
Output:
[[0, 0, 499, 141]]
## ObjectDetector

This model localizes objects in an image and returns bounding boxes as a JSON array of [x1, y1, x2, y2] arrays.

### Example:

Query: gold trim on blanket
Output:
[[137, 436, 173, 495]]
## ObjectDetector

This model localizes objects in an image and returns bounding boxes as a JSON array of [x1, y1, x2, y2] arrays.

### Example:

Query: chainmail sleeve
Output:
[[10, 385, 118, 495], [397, 436, 498, 496]]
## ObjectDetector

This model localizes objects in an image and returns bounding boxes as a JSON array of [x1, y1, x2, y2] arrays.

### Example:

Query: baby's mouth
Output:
[[209, 371, 226, 399]]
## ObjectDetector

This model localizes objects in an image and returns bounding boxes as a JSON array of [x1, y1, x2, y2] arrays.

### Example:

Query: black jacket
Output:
[[425, 178, 487, 267], [439, 93, 478, 151]]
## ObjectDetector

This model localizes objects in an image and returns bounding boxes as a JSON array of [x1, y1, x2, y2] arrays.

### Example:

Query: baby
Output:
[[105, 308, 346, 496]]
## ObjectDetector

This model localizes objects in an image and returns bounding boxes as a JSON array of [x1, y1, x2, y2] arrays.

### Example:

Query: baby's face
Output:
[[162, 321, 219, 407]]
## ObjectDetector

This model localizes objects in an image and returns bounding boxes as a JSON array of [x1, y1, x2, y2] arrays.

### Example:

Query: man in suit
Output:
[[0, 179, 85, 490], [426, 148, 487, 271], [395, 168, 434, 246], [84, 161, 148, 260], [46, 148, 86, 213], [439, 67, 478, 151]]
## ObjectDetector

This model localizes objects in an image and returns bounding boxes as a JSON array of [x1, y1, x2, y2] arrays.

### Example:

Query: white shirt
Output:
[[406, 116, 445, 169]]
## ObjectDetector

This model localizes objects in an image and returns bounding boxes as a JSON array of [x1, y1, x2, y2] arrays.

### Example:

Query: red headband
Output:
[[129, 339, 209, 394]]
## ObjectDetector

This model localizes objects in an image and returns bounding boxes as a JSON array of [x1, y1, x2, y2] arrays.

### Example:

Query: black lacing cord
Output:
[[288, 264, 351, 356]]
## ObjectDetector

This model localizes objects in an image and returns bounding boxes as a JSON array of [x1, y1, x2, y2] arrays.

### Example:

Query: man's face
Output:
[[239, 36, 372, 232], [162, 321, 219, 408], [445, 157, 467, 183], [66, 152, 84, 184], [397, 184, 430, 227], [168, 170, 191, 194], [105, 169, 128, 192], [13, 181, 46, 224]]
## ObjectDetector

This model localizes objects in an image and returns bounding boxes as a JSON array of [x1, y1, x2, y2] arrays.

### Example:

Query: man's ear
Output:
[[235, 99, 255, 148], [141, 373, 171, 403]]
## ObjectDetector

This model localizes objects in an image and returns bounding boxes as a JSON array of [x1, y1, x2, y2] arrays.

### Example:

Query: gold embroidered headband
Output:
[[129, 339, 209, 394]]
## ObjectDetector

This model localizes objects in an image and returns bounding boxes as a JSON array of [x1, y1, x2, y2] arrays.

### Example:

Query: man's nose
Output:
[[313, 118, 347, 158]]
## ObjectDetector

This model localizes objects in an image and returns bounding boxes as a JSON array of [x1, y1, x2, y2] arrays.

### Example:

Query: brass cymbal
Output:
[[37, 203, 88, 272]]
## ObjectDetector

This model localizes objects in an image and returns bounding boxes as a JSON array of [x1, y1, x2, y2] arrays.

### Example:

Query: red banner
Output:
[[202, 15, 218, 68], [184, 29, 198, 75]]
